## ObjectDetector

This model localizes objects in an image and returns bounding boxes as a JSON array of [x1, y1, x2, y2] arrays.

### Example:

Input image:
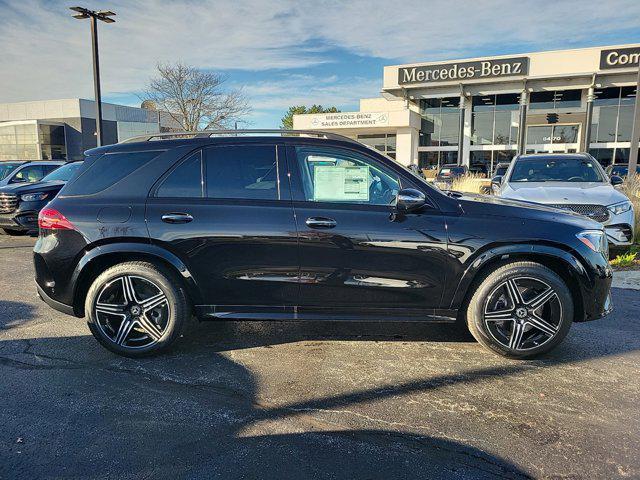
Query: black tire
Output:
[[466, 261, 573, 359], [2, 228, 27, 236], [85, 261, 189, 357]]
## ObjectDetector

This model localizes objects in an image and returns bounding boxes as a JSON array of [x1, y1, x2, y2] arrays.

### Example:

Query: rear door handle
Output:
[[305, 217, 336, 229], [161, 213, 193, 224]]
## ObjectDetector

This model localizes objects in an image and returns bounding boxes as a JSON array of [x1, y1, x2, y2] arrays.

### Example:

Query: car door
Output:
[[146, 143, 299, 310], [287, 144, 449, 314]]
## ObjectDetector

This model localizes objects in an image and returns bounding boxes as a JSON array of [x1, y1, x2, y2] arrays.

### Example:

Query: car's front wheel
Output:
[[466, 261, 573, 359], [85, 261, 189, 357]]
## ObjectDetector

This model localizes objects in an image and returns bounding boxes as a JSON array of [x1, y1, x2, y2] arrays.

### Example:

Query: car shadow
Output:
[[0, 300, 37, 330]]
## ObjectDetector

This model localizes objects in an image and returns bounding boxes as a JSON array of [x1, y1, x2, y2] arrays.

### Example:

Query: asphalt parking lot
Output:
[[1, 234, 639, 479]]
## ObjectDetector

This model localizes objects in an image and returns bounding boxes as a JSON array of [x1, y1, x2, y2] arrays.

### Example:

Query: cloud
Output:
[[1, 0, 639, 108]]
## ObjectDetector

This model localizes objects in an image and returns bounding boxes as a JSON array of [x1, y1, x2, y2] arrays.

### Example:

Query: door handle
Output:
[[161, 213, 193, 224], [305, 217, 336, 229]]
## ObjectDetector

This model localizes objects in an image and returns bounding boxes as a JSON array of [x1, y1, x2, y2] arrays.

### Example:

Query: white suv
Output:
[[494, 153, 635, 246]]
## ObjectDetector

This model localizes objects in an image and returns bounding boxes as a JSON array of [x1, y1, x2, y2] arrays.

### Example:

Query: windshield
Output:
[[510, 157, 605, 183], [0, 163, 21, 180], [440, 167, 465, 175], [41, 162, 82, 182]]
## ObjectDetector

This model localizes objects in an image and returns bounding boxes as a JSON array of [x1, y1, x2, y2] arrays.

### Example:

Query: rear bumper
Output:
[[36, 282, 76, 316]]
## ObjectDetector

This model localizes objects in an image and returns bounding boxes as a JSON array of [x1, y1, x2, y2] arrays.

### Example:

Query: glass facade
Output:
[[357, 134, 397, 159], [39, 124, 66, 159], [419, 98, 460, 147], [470, 94, 519, 146], [0, 122, 67, 160]]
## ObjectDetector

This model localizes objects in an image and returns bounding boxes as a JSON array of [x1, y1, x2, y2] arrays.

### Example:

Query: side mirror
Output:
[[610, 175, 624, 186], [396, 188, 426, 213], [491, 175, 503, 186]]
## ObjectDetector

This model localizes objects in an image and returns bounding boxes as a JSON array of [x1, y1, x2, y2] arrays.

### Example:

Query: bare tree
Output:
[[141, 63, 251, 131]]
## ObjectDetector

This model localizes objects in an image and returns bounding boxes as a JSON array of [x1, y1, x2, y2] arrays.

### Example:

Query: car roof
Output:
[[515, 153, 591, 161], [84, 130, 365, 157]]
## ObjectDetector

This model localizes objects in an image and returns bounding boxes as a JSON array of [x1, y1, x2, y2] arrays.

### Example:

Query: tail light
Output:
[[38, 208, 75, 231]]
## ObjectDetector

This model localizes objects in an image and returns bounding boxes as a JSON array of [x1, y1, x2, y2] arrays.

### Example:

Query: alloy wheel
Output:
[[483, 276, 562, 351], [94, 275, 169, 349]]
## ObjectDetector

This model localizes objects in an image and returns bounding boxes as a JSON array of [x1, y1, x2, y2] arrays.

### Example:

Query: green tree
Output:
[[280, 105, 340, 129]]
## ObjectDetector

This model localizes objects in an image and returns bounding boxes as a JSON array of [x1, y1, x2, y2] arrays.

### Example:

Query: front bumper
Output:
[[0, 210, 39, 232]]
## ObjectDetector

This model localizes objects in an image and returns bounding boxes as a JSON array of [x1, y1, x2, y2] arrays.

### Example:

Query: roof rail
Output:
[[119, 129, 361, 145]]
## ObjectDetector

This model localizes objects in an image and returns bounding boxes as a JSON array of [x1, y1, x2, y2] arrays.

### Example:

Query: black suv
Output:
[[34, 131, 612, 358], [0, 161, 83, 235]]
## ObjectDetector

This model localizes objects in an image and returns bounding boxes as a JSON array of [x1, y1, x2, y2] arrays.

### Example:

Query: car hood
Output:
[[501, 182, 627, 206], [0, 180, 66, 195], [452, 191, 602, 230]]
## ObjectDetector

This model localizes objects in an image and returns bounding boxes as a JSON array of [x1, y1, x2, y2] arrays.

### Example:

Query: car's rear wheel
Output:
[[85, 261, 189, 357], [466, 261, 573, 359]]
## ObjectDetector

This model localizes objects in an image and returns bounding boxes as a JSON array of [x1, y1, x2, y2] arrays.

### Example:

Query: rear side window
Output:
[[204, 145, 279, 200], [63, 151, 162, 195], [156, 152, 203, 198]]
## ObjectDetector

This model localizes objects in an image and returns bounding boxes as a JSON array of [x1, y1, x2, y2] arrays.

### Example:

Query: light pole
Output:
[[70, 7, 116, 147]]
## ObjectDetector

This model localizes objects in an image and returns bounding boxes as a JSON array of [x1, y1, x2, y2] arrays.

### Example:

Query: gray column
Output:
[[582, 86, 595, 152], [628, 67, 640, 177], [457, 94, 465, 165], [517, 90, 528, 155]]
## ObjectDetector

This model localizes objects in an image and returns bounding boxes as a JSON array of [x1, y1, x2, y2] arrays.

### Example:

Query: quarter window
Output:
[[204, 145, 279, 200], [157, 152, 203, 198], [295, 147, 400, 206]]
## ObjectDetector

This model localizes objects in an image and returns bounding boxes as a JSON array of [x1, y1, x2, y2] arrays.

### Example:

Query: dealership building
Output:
[[294, 43, 640, 173], [0, 98, 179, 161]]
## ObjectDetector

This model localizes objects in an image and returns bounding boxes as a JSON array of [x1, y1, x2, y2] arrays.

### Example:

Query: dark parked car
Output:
[[0, 160, 64, 187], [0, 161, 83, 235], [605, 163, 640, 178], [436, 164, 468, 183], [34, 131, 612, 359]]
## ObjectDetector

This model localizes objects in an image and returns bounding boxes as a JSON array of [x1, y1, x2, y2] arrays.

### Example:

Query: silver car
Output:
[[493, 153, 635, 246]]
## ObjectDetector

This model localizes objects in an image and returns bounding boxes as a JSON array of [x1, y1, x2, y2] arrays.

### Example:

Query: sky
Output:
[[1, 0, 640, 128]]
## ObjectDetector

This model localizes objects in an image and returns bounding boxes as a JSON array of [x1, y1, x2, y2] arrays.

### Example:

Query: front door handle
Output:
[[305, 217, 336, 229], [161, 213, 193, 224]]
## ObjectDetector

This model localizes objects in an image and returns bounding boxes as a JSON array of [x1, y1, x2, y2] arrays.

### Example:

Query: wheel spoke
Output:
[[505, 279, 524, 305], [137, 314, 163, 341], [484, 309, 515, 321], [121, 276, 139, 304], [527, 313, 558, 337], [141, 292, 168, 313], [527, 288, 557, 311], [509, 321, 525, 350], [114, 318, 135, 345], [95, 303, 126, 315]]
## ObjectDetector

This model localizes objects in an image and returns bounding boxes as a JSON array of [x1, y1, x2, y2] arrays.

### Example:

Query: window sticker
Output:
[[313, 165, 369, 201]]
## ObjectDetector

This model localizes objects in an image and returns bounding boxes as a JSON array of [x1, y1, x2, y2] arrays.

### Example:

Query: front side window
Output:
[[11, 165, 45, 183], [510, 157, 605, 183], [295, 147, 400, 206], [156, 152, 203, 198], [205, 145, 278, 200]]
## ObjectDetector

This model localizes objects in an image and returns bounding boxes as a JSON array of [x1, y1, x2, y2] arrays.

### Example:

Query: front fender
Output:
[[71, 242, 202, 313], [448, 243, 589, 311]]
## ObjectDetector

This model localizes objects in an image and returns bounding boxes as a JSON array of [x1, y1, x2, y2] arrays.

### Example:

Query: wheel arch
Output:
[[450, 244, 589, 323], [71, 242, 202, 317]]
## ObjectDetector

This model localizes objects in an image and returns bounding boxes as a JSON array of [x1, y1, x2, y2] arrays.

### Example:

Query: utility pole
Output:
[[628, 65, 640, 177], [70, 7, 116, 147]]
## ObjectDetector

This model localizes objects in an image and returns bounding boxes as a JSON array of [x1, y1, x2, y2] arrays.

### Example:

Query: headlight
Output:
[[607, 200, 632, 215], [576, 230, 608, 255], [20, 192, 49, 202]]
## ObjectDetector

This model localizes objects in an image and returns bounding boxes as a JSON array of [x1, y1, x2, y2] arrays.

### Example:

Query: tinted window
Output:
[[510, 157, 605, 183], [63, 151, 162, 196], [11, 165, 46, 183], [205, 145, 278, 200], [295, 147, 399, 206], [157, 152, 203, 198], [41, 162, 82, 182]]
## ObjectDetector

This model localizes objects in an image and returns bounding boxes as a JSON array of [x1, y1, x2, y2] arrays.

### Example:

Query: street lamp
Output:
[[70, 7, 116, 147]]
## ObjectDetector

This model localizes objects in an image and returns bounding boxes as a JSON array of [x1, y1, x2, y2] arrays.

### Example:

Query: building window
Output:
[[471, 94, 519, 146], [419, 98, 460, 147], [38, 124, 67, 160], [591, 86, 637, 145], [357, 134, 397, 159], [0, 123, 38, 160], [529, 89, 582, 110], [418, 151, 458, 172]]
